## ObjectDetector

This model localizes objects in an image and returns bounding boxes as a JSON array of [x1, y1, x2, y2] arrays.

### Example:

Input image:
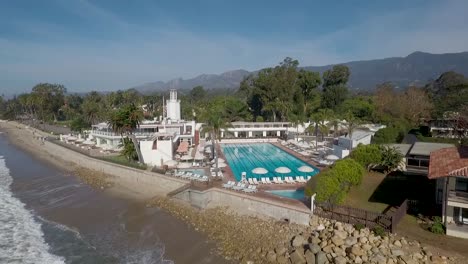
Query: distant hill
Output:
[[132, 51, 468, 93]]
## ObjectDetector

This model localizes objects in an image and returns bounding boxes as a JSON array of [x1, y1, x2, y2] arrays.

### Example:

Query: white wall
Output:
[[140, 139, 174, 166]]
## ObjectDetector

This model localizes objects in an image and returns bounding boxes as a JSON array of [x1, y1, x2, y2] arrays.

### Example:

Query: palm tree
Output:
[[200, 110, 232, 177], [310, 109, 334, 149], [108, 104, 145, 163], [342, 111, 361, 149], [289, 113, 306, 142]]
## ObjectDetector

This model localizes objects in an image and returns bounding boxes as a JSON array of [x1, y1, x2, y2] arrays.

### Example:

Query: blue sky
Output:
[[1, 0, 467, 94]]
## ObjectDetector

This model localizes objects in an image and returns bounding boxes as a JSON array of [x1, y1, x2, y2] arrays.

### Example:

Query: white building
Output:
[[166, 89, 181, 121], [200, 121, 290, 139], [332, 130, 374, 159]]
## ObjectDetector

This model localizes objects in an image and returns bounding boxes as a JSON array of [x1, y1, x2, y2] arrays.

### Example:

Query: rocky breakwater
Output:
[[146, 197, 457, 264], [287, 217, 457, 264], [73, 167, 114, 190]]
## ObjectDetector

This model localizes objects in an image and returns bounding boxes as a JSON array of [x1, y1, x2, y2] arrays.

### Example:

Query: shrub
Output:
[[315, 171, 346, 204], [354, 223, 365, 231], [332, 159, 365, 188], [379, 145, 404, 174], [350, 144, 382, 169], [430, 216, 445, 234], [255, 116, 264, 122], [372, 226, 387, 237]]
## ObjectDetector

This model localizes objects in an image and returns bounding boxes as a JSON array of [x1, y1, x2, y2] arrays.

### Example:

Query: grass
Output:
[[100, 155, 147, 170], [344, 170, 468, 259]]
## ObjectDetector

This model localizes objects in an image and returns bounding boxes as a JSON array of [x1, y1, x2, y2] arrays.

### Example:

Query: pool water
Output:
[[267, 189, 305, 200], [221, 143, 319, 181]]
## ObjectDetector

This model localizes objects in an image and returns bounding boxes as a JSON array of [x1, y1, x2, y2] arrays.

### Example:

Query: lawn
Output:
[[344, 171, 468, 259]]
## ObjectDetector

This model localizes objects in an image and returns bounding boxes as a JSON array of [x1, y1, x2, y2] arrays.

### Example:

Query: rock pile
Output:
[[147, 197, 457, 264], [73, 167, 113, 190]]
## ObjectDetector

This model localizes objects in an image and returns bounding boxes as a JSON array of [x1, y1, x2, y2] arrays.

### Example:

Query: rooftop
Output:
[[408, 142, 455, 156], [340, 130, 373, 141], [428, 146, 468, 179]]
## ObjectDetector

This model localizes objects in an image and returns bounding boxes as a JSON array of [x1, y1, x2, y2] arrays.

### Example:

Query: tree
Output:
[[190, 86, 207, 102], [379, 146, 404, 174], [199, 108, 232, 177], [339, 96, 375, 121], [309, 109, 334, 148], [341, 111, 360, 144], [297, 69, 321, 115], [332, 159, 365, 190], [82, 91, 105, 125], [372, 126, 405, 144], [321, 65, 350, 110], [350, 144, 382, 169], [31, 83, 66, 123], [70, 117, 90, 132], [121, 137, 138, 161], [108, 104, 145, 163]]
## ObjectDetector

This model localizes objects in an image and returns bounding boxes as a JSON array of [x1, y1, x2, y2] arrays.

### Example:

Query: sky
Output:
[[1, 0, 468, 94]]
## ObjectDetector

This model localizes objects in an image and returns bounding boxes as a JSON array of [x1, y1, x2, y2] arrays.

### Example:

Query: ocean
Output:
[[0, 133, 226, 264]]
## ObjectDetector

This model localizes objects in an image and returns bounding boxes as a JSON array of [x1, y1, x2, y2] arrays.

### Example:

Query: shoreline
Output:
[[1, 120, 461, 264]]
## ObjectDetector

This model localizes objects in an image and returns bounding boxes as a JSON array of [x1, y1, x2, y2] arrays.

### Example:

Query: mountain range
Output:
[[132, 51, 468, 93]]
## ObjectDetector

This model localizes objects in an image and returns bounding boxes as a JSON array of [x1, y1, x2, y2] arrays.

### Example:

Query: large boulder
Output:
[[391, 249, 405, 257], [331, 236, 344, 246], [266, 251, 277, 263], [334, 256, 347, 264], [333, 230, 348, 240], [350, 246, 364, 256], [308, 243, 322, 254], [304, 250, 316, 264], [275, 247, 287, 257], [292, 235, 306, 248], [344, 237, 357, 247], [290, 250, 307, 264], [316, 251, 327, 264]]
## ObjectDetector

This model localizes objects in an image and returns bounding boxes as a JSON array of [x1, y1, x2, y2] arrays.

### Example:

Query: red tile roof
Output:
[[428, 146, 468, 179]]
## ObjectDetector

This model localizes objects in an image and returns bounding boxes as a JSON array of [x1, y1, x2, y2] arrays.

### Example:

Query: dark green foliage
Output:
[[372, 226, 387, 237], [338, 97, 375, 121], [379, 146, 404, 174], [332, 159, 365, 189], [121, 137, 138, 161], [305, 158, 365, 204], [70, 117, 90, 132], [429, 216, 445, 234], [190, 86, 207, 102], [321, 65, 350, 110], [354, 223, 365, 231], [372, 126, 405, 144], [350, 144, 382, 169]]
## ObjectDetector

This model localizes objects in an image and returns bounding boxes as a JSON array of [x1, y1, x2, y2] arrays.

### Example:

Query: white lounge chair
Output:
[[198, 176, 208, 182], [260, 178, 267, 184], [248, 178, 255, 185], [253, 178, 260, 185], [266, 178, 273, 184], [276, 177, 284, 184], [243, 185, 257, 193], [233, 183, 246, 191], [223, 181, 234, 188], [289, 177, 297, 183], [272, 177, 278, 184], [285, 177, 294, 184]]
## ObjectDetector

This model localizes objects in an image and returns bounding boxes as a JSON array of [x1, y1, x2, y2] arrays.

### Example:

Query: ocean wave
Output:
[[0, 157, 65, 264]]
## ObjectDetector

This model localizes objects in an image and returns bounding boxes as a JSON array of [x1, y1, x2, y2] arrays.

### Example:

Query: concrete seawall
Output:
[[43, 141, 187, 196], [174, 188, 311, 225]]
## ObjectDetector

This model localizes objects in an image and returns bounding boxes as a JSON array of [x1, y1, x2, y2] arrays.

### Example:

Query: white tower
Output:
[[166, 89, 181, 121]]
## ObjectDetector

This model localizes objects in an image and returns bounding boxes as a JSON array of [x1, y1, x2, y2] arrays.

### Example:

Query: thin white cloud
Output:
[[0, 0, 467, 94]]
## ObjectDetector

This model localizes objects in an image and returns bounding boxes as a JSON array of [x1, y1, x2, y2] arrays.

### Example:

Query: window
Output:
[[407, 158, 419, 166], [456, 178, 468, 192]]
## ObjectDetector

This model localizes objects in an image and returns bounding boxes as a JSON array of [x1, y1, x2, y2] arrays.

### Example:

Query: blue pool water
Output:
[[267, 190, 305, 200], [221, 143, 319, 181]]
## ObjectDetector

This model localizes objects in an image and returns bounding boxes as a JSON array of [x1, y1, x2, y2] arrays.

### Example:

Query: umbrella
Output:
[[180, 155, 193, 161], [252, 167, 268, 180], [325, 154, 339, 161], [275, 167, 291, 180], [217, 162, 227, 168], [164, 160, 179, 166], [298, 165, 314, 173]]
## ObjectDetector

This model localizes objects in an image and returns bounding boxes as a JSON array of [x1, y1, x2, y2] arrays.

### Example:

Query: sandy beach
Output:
[[0, 120, 230, 264]]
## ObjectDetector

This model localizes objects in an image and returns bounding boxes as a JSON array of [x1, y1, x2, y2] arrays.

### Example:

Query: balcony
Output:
[[448, 190, 468, 203]]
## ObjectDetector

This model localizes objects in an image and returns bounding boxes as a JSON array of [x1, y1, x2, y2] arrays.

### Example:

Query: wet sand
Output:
[[0, 122, 229, 264]]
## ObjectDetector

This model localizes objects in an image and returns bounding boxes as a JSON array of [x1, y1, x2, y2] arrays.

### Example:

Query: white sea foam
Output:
[[0, 157, 65, 264]]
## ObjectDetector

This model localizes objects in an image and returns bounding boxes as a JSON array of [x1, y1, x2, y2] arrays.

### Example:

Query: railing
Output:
[[91, 130, 163, 138], [315, 199, 409, 233], [448, 190, 468, 202]]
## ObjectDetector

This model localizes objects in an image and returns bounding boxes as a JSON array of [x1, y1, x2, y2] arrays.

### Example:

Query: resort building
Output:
[[389, 142, 455, 175], [201, 122, 291, 139], [428, 146, 468, 239], [332, 130, 374, 159]]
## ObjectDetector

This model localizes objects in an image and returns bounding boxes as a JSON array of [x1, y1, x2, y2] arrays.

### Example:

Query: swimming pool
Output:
[[221, 143, 319, 181], [179, 169, 207, 176], [267, 189, 305, 200]]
